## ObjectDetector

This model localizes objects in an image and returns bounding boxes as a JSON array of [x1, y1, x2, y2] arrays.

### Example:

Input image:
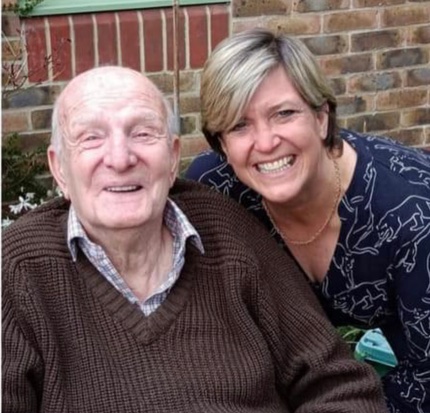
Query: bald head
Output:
[[51, 66, 176, 157]]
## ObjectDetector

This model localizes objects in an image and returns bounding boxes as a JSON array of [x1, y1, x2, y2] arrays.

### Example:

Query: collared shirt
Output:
[[67, 199, 204, 316]]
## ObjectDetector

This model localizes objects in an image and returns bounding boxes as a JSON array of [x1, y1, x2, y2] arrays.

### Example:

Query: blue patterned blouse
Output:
[[185, 129, 430, 413]]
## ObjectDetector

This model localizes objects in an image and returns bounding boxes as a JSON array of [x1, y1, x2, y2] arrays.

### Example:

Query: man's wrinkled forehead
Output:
[[58, 67, 164, 119]]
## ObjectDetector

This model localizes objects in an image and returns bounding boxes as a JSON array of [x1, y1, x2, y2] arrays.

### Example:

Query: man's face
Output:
[[48, 68, 180, 241]]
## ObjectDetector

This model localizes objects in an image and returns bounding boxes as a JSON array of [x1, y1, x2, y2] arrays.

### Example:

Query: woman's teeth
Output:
[[257, 156, 294, 174]]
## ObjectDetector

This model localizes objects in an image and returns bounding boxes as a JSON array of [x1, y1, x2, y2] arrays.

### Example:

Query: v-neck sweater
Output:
[[2, 179, 387, 413]]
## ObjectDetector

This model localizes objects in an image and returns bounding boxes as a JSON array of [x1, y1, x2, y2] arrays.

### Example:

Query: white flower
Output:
[[8, 193, 38, 215], [1, 217, 15, 228]]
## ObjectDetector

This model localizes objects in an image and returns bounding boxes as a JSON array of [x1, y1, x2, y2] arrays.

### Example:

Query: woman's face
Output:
[[220, 66, 329, 207]]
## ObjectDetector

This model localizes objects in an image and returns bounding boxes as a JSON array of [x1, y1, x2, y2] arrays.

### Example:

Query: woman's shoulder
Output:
[[341, 129, 430, 166], [341, 129, 430, 195]]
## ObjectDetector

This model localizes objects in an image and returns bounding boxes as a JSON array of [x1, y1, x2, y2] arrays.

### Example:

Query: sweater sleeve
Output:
[[253, 240, 388, 413], [2, 266, 43, 413]]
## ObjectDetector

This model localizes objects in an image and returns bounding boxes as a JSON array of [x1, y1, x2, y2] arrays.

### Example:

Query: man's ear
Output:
[[47, 145, 69, 199], [169, 135, 181, 186]]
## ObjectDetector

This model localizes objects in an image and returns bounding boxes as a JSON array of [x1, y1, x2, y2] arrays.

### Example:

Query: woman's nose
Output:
[[253, 122, 281, 153]]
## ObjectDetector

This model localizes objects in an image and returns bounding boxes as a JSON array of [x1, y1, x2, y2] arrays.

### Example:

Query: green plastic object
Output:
[[355, 329, 398, 377]]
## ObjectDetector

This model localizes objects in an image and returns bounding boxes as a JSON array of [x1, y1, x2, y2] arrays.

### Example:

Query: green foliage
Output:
[[337, 326, 366, 350], [2, 133, 48, 203], [4, 0, 45, 16]]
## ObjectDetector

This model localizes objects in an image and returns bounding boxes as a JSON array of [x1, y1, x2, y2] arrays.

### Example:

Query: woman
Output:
[[186, 28, 430, 413]]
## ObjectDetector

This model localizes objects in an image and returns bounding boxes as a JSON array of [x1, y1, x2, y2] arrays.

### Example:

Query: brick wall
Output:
[[2, 0, 430, 172]]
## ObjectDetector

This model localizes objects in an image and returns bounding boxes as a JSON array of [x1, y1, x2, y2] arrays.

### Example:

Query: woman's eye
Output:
[[277, 109, 295, 117], [229, 121, 248, 133]]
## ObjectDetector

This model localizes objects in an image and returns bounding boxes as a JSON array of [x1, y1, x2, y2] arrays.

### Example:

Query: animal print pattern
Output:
[[185, 129, 430, 413]]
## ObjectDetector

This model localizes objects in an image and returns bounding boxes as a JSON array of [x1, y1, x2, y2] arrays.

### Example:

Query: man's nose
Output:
[[103, 134, 137, 171]]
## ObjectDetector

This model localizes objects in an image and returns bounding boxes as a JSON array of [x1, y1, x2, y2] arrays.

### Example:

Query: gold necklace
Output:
[[263, 159, 341, 246]]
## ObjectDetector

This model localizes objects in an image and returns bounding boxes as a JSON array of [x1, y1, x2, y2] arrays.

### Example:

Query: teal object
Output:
[[355, 329, 398, 377]]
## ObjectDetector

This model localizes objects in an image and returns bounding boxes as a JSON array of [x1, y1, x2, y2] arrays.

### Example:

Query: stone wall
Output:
[[2, 0, 430, 172]]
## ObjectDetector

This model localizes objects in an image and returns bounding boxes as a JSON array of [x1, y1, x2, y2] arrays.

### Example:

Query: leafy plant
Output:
[[3, 0, 45, 16], [2, 133, 48, 201], [1, 133, 56, 226], [337, 326, 366, 351]]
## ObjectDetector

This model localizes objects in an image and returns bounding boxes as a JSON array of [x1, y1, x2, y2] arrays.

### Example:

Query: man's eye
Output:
[[80, 135, 104, 149], [132, 129, 163, 144]]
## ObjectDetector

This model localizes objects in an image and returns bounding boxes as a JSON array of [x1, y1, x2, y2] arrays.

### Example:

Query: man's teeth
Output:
[[106, 185, 139, 192], [258, 156, 294, 173]]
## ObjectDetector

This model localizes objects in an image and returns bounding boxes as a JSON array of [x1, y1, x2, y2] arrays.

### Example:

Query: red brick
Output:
[[24, 17, 49, 83], [375, 89, 427, 110], [210, 4, 229, 51], [324, 10, 378, 33], [118, 11, 141, 71], [296, 0, 349, 13], [142, 9, 163, 72], [302, 35, 347, 56], [233, 0, 290, 18], [353, 0, 405, 6], [337, 95, 372, 116], [377, 47, 428, 70], [1, 38, 21, 61], [48, 15, 72, 81], [72, 14, 96, 75], [2, 62, 26, 89], [405, 67, 430, 87], [232, 18, 264, 35], [267, 15, 321, 35], [346, 111, 400, 133], [180, 135, 209, 158], [409, 26, 430, 45], [2, 13, 21, 37], [382, 4, 430, 27], [348, 72, 402, 93], [165, 8, 186, 71], [319, 53, 373, 76], [402, 108, 430, 127], [388, 128, 425, 146], [187, 6, 208, 69], [351, 29, 402, 52], [2, 110, 29, 133], [179, 94, 201, 113], [96, 13, 118, 66]]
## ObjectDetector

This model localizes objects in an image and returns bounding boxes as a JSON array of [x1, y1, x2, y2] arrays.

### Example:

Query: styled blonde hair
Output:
[[201, 28, 341, 155]]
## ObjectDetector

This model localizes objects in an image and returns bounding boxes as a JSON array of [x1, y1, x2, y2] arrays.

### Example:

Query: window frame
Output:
[[21, 0, 228, 17]]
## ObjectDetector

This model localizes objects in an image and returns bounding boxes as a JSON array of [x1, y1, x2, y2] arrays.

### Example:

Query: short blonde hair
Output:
[[201, 28, 341, 155]]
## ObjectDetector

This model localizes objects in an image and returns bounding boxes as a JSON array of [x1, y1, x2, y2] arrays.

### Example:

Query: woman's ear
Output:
[[47, 145, 69, 199], [317, 103, 329, 140], [220, 136, 229, 160]]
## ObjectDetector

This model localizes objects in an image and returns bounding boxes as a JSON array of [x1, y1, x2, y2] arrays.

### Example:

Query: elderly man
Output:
[[2, 66, 388, 413]]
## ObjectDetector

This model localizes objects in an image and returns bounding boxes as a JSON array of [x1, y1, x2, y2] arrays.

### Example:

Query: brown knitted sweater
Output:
[[2, 179, 388, 413]]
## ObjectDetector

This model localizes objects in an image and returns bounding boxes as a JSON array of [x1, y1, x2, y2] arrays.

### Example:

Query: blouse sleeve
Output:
[[382, 245, 430, 413]]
